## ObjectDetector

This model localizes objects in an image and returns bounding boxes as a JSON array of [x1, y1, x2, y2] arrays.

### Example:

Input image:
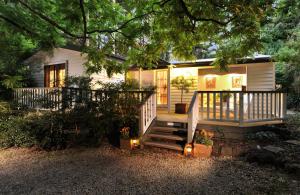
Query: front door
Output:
[[156, 70, 168, 106]]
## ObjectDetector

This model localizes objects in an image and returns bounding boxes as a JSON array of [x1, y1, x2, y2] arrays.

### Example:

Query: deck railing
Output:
[[187, 91, 287, 143], [13, 87, 152, 110], [139, 92, 156, 136], [187, 91, 199, 143]]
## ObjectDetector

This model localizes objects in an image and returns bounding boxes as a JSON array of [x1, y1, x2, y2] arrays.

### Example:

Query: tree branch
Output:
[[79, 0, 87, 44], [17, 0, 83, 39], [0, 14, 38, 36], [178, 0, 234, 26]]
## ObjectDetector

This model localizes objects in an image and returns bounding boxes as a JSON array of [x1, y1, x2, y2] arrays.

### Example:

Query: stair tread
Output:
[[147, 133, 186, 141], [143, 141, 184, 151], [151, 126, 187, 132]]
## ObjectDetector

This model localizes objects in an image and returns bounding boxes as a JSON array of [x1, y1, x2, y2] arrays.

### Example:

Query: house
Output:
[[24, 46, 125, 89], [127, 55, 287, 151], [17, 52, 287, 152]]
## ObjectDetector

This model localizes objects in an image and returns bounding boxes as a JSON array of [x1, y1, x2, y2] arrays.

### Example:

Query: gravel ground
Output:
[[0, 144, 299, 195]]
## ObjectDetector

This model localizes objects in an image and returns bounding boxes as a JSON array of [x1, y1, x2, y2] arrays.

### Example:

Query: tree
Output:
[[0, 22, 35, 98], [261, 0, 300, 109], [0, 0, 272, 74]]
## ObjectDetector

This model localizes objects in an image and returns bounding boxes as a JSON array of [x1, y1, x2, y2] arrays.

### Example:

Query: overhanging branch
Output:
[[17, 0, 83, 39], [0, 14, 38, 36]]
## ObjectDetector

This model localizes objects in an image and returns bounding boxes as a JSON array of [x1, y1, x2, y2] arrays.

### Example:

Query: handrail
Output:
[[139, 92, 156, 136], [187, 91, 199, 143], [13, 87, 153, 110]]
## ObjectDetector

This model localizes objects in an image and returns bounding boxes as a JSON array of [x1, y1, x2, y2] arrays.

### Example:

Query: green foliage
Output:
[[66, 76, 92, 89], [171, 76, 195, 103], [194, 130, 213, 146], [246, 131, 279, 142], [262, 0, 300, 109], [0, 0, 272, 73]]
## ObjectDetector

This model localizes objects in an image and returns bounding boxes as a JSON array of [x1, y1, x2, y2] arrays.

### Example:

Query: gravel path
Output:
[[0, 144, 299, 195]]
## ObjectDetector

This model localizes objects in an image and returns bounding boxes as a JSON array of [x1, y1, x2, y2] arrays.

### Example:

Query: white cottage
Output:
[[24, 46, 125, 89]]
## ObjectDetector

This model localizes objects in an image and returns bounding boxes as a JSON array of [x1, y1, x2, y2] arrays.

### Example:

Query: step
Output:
[[151, 126, 187, 132], [147, 133, 186, 141], [143, 140, 184, 151]]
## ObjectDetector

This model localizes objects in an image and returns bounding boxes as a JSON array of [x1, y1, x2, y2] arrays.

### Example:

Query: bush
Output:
[[0, 108, 105, 149]]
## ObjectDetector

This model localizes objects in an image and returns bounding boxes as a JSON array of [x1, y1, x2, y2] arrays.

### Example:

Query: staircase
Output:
[[142, 120, 187, 152]]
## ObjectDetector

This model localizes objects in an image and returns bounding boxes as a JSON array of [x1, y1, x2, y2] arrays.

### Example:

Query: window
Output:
[[44, 63, 65, 87], [156, 70, 168, 105]]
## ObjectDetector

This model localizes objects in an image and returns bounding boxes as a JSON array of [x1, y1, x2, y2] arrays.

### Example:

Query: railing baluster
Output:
[[274, 92, 277, 118], [266, 93, 269, 119], [226, 92, 230, 120], [239, 92, 244, 124], [213, 92, 216, 120], [200, 93, 204, 120], [278, 92, 282, 118], [257, 93, 260, 119], [207, 92, 210, 120], [234, 93, 237, 121], [262, 92, 264, 119], [220, 92, 223, 121], [247, 93, 250, 120]]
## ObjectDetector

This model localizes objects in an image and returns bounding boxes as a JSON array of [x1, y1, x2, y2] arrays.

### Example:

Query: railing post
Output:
[[281, 92, 287, 119], [239, 92, 244, 125]]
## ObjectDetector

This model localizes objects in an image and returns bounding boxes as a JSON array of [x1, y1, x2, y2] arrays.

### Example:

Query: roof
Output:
[[129, 55, 272, 70]]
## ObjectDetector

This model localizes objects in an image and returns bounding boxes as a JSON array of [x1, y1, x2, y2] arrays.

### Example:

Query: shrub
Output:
[[194, 129, 213, 146]]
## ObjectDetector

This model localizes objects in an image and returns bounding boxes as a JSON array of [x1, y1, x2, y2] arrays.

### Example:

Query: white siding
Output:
[[170, 67, 198, 112], [25, 48, 124, 88], [246, 62, 275, 91]]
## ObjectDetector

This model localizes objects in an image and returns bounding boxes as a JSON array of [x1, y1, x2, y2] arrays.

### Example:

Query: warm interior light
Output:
[[204, 74, 218, 78]]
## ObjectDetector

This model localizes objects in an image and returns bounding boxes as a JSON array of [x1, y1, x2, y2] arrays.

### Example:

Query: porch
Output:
[[140, 90, 287, 144], [156, 91, 286, 127]]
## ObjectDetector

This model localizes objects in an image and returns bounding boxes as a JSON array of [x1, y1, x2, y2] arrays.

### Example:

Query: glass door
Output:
[[156, 70, 168, 105]]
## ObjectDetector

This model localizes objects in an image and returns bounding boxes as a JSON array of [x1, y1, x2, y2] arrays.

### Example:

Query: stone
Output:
[[246, 149, 277, 165], [285, 140, 300, 146], [284, 163, 300, 177], [263, 145, 285, 154]]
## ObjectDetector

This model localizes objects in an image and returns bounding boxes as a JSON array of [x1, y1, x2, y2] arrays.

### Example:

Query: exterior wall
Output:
[[169, 67, 198, 112], [198, 71, 247, 91], [25, 48, 124, 88], [246, 62, 275, 91]]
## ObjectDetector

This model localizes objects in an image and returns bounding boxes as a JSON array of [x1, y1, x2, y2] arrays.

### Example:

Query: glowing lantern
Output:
[[184, 144, 193, 156], [130, 138, 140, 149]]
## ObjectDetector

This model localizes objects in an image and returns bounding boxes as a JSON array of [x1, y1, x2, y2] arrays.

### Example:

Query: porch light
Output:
[[130, 138, 140, 149], [184, 144, 193, 157]]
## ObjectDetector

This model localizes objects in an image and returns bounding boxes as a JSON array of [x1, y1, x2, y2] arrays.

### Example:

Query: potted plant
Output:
[[193, 129, 213, 158], [120, 127, 131, 149], [171, 76, 195, 114]]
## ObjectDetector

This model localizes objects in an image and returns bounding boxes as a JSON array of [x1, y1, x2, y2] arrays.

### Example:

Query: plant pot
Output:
[[120, 138, 131, 150], [175, 103, 187, 114], [193, 143, 212, 158]]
